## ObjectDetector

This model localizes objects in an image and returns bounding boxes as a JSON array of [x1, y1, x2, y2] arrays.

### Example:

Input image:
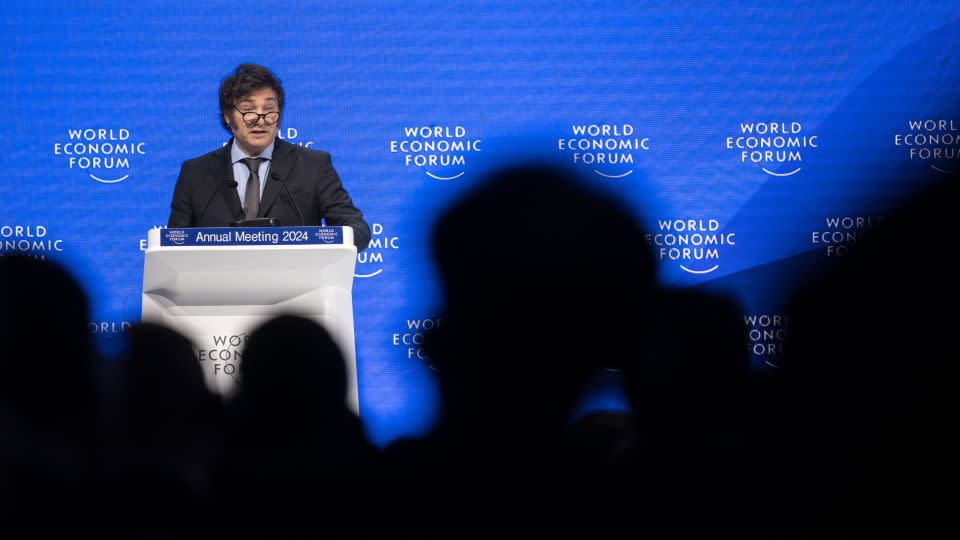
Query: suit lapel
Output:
[[258, 138, 298, 218], [210, 140, 243, 223]]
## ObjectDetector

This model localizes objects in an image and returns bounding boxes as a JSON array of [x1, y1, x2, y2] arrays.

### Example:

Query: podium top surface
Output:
[[147, 226, 354, 251], [143, 226, 357, 306]]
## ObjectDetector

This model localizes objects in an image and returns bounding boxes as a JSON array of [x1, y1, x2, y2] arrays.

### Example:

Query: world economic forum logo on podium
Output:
[[165, 229, 188, 245], [53, 128, 147, 184], [315, 228, 337, 243]]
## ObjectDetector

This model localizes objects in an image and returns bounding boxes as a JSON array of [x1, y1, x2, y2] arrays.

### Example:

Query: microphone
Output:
[[197, 180, 237, 227], [271, 173, 305, 226]]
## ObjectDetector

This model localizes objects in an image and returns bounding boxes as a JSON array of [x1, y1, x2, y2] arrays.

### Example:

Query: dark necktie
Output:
[[241, 157, 266, 219]]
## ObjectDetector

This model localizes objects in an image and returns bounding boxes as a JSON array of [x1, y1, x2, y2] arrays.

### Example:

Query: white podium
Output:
[[141, 226, 359, 412]]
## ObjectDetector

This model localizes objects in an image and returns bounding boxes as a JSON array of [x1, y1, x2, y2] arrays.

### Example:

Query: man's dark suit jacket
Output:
[[167, 138, 371, 251]]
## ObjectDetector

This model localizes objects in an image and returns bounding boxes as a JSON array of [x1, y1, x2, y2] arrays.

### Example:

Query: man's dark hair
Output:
[[218, 63, 285, 132]]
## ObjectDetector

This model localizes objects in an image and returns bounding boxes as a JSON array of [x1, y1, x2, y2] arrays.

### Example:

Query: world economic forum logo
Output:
[[197, 332, 247, 381], [392, 316, 441, 370], [355, 223, 400, 279], [0, 225, 65, 261], [810, 215, 882, 257], [316, 229, 337, 243], [557, 123, 650, 178], [745, 313, 788, 368], [53, 128, 147, 184], [725, 121, 817, 177], [893, 119, 958, 174], [390, 125, 482, 180], [645, 218, 736, 275], [88, 321, 131, 335], [165, 229, 188, 245]]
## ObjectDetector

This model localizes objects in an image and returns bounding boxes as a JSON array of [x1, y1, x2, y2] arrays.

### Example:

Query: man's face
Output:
[[225, 87, 280, 155]]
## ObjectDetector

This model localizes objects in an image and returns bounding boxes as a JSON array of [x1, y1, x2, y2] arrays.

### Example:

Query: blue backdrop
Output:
[[2, 1, 958, 445]]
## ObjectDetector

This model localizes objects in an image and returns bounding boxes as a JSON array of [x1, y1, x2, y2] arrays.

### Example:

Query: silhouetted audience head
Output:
[[424, 162, 656, 438], [0, 255, 100, 528], [218, 314, 375, 529], [110, 322, 222, 536], [121, 322, 220, 439], [617, 287, 754, 529], [0, 254, 97, 430], [230, 314, 349, 425]]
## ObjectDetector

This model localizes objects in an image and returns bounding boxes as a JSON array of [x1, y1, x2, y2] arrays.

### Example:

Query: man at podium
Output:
[[167, 63, 371, 251]]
